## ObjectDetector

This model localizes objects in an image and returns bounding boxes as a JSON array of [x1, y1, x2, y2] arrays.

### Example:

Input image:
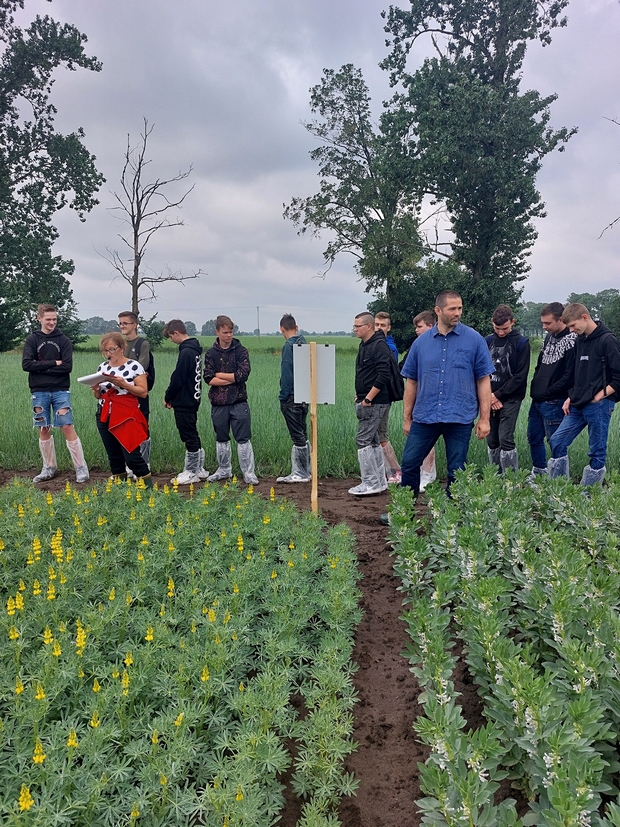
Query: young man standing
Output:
[[163, 320, 208, 485], [549, 303, 620, 486], [412, 311, 437, 490], [485, 304, 530, 472], [275, 314, 311, 483], [118, 310, 152, 467], [349, 311, 392, 496], [527, 302, 576, 479], [203, 315, 258, 484], [374, 311, 401, 483], [22, 304, 89, 483], [400, 290, 493, 498]]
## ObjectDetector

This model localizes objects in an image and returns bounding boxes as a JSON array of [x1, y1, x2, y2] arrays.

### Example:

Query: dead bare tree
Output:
[[105, 119, 203, 313]]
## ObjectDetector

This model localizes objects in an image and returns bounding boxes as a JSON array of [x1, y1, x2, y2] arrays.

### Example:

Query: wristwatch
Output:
[[364, 397, 372, 404]]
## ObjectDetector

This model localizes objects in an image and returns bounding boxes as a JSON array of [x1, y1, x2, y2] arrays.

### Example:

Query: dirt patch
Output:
[[0, 468, 505, 826]]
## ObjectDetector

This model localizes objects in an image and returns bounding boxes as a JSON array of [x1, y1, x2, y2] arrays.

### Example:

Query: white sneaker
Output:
[[172, 470, 201, 485], [276, 472, 310, 483], [348, 481, 386, 496]]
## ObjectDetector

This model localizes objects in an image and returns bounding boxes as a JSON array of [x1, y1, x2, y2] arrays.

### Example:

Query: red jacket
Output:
[[99, 390, 148, 453]]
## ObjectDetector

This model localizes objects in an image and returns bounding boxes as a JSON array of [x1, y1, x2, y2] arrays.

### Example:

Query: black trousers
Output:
[[96, 415, 150, 477], [173, 408, 201, 453], [211, 402, 252, 444], [280, 394, 308, 447]]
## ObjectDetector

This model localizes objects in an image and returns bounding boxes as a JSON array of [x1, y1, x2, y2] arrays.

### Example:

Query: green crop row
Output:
[[389, 470, 620, 827], [0, 478, 361, 826]]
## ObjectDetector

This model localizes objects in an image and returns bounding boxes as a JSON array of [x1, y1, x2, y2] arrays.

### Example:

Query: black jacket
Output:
[[485, 329, 530, 402], [530, 327, 576, 402], [569, 321, 620, 410], [279, 333, 306, 401], [204, 338, 251, 406], [164, 338, 203, 410], [22, 328, 73, 391], [354, 331, 392, 404]]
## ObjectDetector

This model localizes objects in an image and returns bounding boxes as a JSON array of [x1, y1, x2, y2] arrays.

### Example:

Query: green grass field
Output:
[[0, 335, 602, 477]]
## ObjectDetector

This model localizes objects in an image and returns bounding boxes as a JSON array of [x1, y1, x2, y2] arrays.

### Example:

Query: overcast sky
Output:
[[16, 0, 620, 333]]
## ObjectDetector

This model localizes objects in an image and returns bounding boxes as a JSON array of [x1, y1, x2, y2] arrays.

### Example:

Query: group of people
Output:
[[351, 290, 620, 505], [23, 293, 620, 494], [23, 306, 311, 487]]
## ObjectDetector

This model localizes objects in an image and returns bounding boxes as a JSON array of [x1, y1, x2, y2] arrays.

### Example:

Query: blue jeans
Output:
[[31, 390, 73, 428], [527, 400, 565, 468], [549, 398, 615, 470], [401, 421, 473, 494]]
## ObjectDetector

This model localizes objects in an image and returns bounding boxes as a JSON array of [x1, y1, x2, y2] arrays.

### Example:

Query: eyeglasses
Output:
[[102, 346, 120, 355], [118, 322, 134, 327], [352, 323, 370, 330]]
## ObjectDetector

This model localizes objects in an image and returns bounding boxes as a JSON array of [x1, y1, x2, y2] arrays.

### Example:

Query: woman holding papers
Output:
[[92, 333, 152, 485]]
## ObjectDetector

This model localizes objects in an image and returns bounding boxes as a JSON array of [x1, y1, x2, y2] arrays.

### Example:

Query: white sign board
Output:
[[293, 344, 336, 405]]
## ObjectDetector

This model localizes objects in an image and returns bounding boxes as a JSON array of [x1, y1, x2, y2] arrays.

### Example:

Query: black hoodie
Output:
[[569, 321, 620, 410], [22, 327, 73, 391], [485, 328, 530, 402], [164, 337, 203, 410]]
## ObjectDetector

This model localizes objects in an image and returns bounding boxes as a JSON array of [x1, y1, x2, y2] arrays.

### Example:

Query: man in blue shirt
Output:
[[400, 290, 493, 496]]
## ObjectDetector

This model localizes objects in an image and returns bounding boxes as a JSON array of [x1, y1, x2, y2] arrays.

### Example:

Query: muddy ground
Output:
[[0, 469, 497, 827]]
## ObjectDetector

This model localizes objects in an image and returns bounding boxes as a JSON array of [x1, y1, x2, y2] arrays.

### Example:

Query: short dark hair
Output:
[[413, 310, 435, 327], [163, 319, 187, 337], [354, 312, 374, 326], [37, 303, 56, 316], [435, 290, 461, 309], [540, 302, 564, 320], [216, 315, 234, 331], [118, 311, 138, 324], [280, 314, 297, 331], [492, 304, 514, 326], [562, 303, 590, 323]]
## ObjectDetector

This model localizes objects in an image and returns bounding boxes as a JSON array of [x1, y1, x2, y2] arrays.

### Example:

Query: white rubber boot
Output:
[[487, 447, 501, 468], [373, 445, 388, 492], [208, 441, 233, 482], [66, 437, 89, 483], [500, 448, 519, 472], [197, 448, 209, 480], [580, 465, 606, 486], [33, 436, 57, 483], [172, 450, 201, 485], [348, 446, 385, 496], [277, 444, 311, 483], [548, 455, 569, 478], [420, 451, 437, 492], [382, 441, 401, 484], [237, 441, 259, 484]]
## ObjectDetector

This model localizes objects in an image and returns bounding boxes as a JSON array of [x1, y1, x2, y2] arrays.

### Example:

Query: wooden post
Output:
[[310, 341, 319, 514]]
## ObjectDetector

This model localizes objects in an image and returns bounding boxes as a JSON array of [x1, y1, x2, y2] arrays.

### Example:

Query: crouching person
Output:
[[548, 303, 620, 486], [93, 333, 152, 485], [163, 320, 208, 485]]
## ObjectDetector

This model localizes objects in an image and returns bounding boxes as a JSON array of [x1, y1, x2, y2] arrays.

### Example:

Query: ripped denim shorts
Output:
[[31, 390, 73, 428]]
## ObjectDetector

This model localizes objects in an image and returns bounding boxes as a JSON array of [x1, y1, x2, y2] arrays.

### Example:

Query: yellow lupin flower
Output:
[[270, 487, 275, 501], [190, 622, 197, 633], [18, 784, 34, 811], [201, 666, 210, 682], [66, 728, 79, 748], [93, 678, 101, 693], [159, 604, 166, 617], [263, 515, 270, 524], [7, 595, 15, 616], [15, 676, 24, 694], [236, 786, 244, 801], [215, 633, 221, 644], [33, 739, 46, 764], [78, 667, 85, 678], [168, 540, 175, 552], [27, 552, 34, 565], [124, 652, 133, 667], [122, 670, 130, 696], [131, 804, 140, 819], [239, 682, 244, 692], [112, 667, 120, 679], [9, 625, 19, 640], [174, 712, 184, 726], [208, 608, 216, 622], [159, 772, 168, 786], [151, 729, 159, 744], [233, 582, 239, 594], [46, 582, 56, 601], [129, 509, 136, 521], [18, 579, 25, 591], [149, 494, 155, 507], [125, 592, 132, 607], [232, 631, 238, 641], [43, 626, 53, 644], [167, 578, 175, 597], [35, 682, 45, 700], [144, 626, 154, 642], [271, 570, 277, 579], [230, 564, 235, 572], [108, 587, 115, 601], [33, 579, 41, 595], [66, 548, 74, 561], [223, 610, 231, 624], [137, 550, 145, 562], [48, 565, 56, 580], [90, 710, 100, 728], [288, 560, 294, 568], [52, 640, 62, 657], [0, 539, 4, 551], [46, 492, 53, 505]]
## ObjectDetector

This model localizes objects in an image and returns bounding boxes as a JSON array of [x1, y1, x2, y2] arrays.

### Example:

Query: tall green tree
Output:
[[0, 0, 104, 350], [381, 0, 575, 315], [284, 64, 423, 303]]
